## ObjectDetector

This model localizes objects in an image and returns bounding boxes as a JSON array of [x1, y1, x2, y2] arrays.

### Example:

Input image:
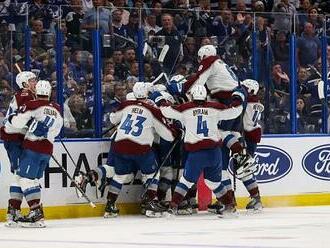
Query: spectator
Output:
[[112, 0, 130, 25], [144, 14, 161, 35], [111, 8, 129, 49], [151, 1, 163, 27], [127, 61, 139, 80], [207, 10, 235, 46], [181, 37, 199, 73], [68, 93, 93, 131], [271, 63, 290, 111], [112, 49, 129, 80], [64, 0, 85, 50], [156, 13, 183, 74], [68, 50, 88, 84], [272, 0, 297, 33], [297, 22, 321, 67], [272, 31, 290, 72], [123, 47, 136, 68]]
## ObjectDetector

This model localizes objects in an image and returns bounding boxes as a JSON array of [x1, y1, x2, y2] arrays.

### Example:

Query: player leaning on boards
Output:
[[6, 80, 63, 228], [160, 85, 244, 217], [0, 71, 37, 227]]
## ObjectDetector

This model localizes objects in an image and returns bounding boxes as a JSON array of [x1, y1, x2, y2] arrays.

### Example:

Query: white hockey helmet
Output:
[[198, 45, 217, 61], [36, 80, 52, 98], [170, 74, 187, 84], [191, 85, 207, 101], [133, 82, 148, 99], [241, 79, 259, 95], [16, 71, 37, 89], [126, 92, 136, 100]]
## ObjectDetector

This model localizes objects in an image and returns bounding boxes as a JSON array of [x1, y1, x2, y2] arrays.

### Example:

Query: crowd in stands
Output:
[[0, 0, 330, 137]]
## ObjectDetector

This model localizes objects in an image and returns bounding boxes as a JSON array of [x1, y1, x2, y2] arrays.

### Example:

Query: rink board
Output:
[[0, 136, 330, 221]]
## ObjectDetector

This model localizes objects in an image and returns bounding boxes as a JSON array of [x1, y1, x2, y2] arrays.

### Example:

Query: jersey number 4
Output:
[[197, 116, 209, 137], [120, 114, 146, 137]]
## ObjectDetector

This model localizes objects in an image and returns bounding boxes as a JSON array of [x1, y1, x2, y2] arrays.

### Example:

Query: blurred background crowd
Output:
[[0, 0, 330, 137]]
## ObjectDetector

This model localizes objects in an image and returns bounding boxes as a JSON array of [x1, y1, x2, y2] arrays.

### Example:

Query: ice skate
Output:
[[217, 204, 239, 219], [177, 200, 193, 215], [104, 201, 119, 218], [208, 201, 224, 214], [246, 196, 263, 213], [74, 171, 97, 198], [5, 205, 22, 228], [145, 200, 168, 218], [18, 205, 46, 228]]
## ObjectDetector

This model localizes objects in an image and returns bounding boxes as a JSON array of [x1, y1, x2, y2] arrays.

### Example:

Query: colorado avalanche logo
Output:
[[302, 145, 330, 181], [253, 145, 293, 183]]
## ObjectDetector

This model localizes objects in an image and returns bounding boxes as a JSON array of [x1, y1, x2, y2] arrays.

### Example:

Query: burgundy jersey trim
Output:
[[0, 127, 24, 142], [184, 56, 219, 93], [244, 128, 262, 143], [23, 139, 53, 155], [113, 139, 151, 155], [184, 140, 223, 152]]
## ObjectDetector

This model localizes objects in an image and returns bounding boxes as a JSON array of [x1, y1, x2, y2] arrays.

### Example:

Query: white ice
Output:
[[0, 206, 329, 248]]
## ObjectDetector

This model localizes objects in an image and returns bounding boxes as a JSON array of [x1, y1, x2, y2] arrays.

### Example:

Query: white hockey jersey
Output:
[[160, 101, 242, 152], [110, 100, 176, 155], [0, 89, 35, 141], [243, 95, 263, 143], [184, 56, 239, 99], [10, 99, 63, 155]]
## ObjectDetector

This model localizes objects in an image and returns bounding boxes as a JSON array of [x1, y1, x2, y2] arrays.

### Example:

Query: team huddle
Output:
[[2, 44, 264, 227]]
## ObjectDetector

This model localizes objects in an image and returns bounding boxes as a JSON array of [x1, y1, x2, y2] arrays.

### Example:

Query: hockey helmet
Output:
[[241, 79, 259, 95], [16, 71, 37, 89], [191, 85, 207, 101], [133, 82, 148, 99], [36, 80, 52, 98], [197, 45, 217, 61], [126, 92, 136, 100]]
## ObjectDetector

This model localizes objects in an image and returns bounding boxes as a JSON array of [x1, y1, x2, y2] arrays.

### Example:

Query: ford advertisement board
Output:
[[302, 144, 330, 181]]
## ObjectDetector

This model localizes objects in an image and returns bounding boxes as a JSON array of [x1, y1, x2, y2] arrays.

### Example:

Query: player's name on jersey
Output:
[[131, 107, 143, 115], [44, 108, 58, 117], [193, 109, 208, 116]]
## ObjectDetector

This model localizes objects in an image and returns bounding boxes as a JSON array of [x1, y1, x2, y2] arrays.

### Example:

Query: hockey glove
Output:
[[167, 81, 183, 96], [232, 86, 248, 105], [233, 153, 257, 179], [149, 91, 165, 106]]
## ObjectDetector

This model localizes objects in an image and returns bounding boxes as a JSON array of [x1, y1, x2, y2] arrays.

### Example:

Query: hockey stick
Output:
[[51, 155, 96, 208], [141, 134, 182, 200], [102, 124, 118, 136]]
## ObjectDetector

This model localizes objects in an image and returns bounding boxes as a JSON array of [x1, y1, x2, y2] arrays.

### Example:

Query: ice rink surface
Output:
[[0, 206, 329, 248]]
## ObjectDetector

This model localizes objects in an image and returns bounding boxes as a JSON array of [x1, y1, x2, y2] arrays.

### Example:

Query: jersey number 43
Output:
[[120, 114, 146, 137]]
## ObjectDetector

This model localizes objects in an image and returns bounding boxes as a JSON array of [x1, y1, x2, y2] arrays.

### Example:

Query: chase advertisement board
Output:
[[302, 144, 330, 181]]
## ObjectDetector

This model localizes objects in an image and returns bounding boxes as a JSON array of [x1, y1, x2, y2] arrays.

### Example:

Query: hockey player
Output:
[[236, 79, 263, 211], [160, 85, 244, 217], [101, 82, 177, 217], [167, 44, 252, 210], [209, 79, 263, 213], [1, 71, 37, 227], [8, 80, 63, 227]]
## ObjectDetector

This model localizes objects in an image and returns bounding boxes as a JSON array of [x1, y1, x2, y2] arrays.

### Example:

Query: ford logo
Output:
[[302, 144, 330, 181], [229, 145, 293, 183]]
